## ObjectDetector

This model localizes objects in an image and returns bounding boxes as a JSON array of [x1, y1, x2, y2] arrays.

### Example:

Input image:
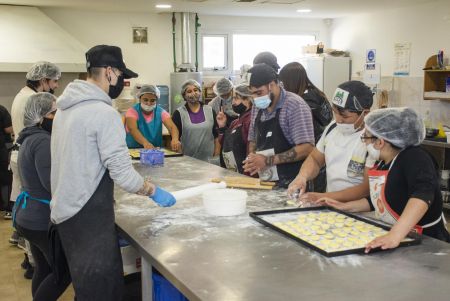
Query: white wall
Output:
[[42, 8, 174, 87], [330, 0, 450, 126], [330, 0, 450, 77], [0, 5, 86, 70], [41, 8, 329, 86]]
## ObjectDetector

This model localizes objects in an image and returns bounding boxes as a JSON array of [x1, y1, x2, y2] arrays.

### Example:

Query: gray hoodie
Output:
[[50, 80, 144, 224]]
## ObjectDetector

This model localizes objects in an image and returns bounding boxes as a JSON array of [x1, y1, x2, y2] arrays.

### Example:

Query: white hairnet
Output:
[[23, 92, 57, 127], [181, 79, 201, 96], [213, 78, 233, 96], [234, 84, 252, 97], [364, 107, 425, 149], [26, 61, 61, 81], [134, 84, 160, 99]]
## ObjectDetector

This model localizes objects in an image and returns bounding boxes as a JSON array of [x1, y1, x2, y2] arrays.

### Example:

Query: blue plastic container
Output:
[[140, 149, 164, 166], [157, 85, 170, 113], [152, 270, 188, 301]]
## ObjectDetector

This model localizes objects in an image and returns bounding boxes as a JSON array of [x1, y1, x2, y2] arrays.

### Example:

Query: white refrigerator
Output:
[[297, 56, 351, 100]]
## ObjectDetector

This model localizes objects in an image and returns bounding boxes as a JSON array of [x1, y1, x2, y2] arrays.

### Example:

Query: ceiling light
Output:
[[297, 9, 312, 13], [155, 4, 172, 9]]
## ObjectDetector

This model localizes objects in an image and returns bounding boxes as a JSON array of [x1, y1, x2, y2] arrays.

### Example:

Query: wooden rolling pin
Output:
[[211, 176, 275, 190]]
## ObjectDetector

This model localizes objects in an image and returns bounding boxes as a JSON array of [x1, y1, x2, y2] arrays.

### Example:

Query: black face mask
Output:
[[232, 103, 247, 115], [43, 80, 55, 94], [108, 75, 124, 99], [40, 117, 53, 133]]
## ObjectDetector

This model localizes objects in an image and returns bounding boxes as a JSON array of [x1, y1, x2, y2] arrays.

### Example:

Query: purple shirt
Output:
[[248, 89, 315, 146], [188, 106, 206, 123]]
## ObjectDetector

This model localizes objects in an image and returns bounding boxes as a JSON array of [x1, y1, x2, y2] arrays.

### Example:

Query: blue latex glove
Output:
[[151, 186, 176, 207]]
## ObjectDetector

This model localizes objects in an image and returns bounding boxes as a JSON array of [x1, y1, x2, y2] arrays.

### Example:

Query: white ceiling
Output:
[[0, 0, 437, 18]]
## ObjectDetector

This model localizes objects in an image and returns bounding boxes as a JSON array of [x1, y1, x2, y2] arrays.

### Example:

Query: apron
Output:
[[126, 103, 163, 148], [368, 155, 444, 234], [255, 98, 302, 188], [12, 191, 50, 228], [178, 105, 215, 162], [55, 171, 124, 300], [220, 113, 249, 174]]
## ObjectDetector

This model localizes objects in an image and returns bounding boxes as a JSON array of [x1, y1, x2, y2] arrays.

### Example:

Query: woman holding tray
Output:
[[320, 107, 450, 252]]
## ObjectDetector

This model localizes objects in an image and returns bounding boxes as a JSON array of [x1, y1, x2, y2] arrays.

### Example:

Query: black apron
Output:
[[55, 171, 124, 301], [255, 109, 302, 188], [220, 115, 248, 174]]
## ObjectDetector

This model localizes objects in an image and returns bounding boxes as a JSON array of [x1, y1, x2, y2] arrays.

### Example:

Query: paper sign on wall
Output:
[[393, 42, 411, 76], [364, 63, 381, 85]]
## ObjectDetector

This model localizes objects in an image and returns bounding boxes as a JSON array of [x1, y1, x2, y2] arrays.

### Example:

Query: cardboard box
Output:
[[120, 245, 141, 275]]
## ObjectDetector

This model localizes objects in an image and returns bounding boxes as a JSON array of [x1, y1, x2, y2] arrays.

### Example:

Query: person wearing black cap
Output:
[[50, 45, 176, 300], [288, 80, 374, 205], [253, 52, 280, 73], [243, 63, 315, 188]]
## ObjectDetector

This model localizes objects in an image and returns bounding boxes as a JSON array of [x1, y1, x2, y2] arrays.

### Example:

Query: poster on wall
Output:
[[393, 42, 411, 76]]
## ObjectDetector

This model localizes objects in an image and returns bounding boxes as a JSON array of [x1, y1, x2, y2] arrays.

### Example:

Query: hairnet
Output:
[[134, 84, 160, 99], [213, 78, 233, 96], [26, 61, 61, 81], [181, 79, 201, 96], [234, 84, 252, 98], [364, 107, 425, 149], [23, 92, 57, 127]]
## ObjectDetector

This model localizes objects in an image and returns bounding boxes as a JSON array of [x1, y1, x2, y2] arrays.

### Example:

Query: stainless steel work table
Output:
[[114, 156, 450, 301]]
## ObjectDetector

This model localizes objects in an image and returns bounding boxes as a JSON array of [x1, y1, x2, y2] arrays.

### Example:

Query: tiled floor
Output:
[[0, 215, 75, 301]]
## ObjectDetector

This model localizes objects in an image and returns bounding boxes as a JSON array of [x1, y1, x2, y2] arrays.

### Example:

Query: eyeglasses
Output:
[[360, 135, 377, 142]]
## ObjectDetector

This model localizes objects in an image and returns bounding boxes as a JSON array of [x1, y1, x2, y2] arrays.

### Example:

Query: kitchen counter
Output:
[[114, 156, 450, 301], [422, 139, 450, 149]]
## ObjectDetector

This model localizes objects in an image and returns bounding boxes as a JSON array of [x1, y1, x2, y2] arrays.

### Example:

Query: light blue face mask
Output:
[[254, 94, 271, 109]]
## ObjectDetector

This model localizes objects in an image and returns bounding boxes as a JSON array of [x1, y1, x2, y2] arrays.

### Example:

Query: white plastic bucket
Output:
[[202, 188, 247, 216]]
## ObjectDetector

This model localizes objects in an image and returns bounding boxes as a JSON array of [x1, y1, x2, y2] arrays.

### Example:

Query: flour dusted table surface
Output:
[[114, 156, 450, 301]]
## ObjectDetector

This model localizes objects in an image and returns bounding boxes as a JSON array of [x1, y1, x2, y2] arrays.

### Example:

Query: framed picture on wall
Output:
[[132, 27, 148, 43]]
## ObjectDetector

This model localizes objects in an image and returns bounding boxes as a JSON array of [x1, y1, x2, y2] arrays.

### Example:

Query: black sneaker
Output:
[[8, 231, 19, 245], [4, 212, 12, 220], [21, 254, 31, 270], [24, 266, 34, 279]]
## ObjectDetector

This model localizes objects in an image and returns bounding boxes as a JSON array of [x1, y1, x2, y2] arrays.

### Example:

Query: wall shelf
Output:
[[423, 55, 450, 101]]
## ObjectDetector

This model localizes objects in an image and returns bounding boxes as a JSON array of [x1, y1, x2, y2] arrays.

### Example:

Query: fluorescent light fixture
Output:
[[155, 4, 172, 9], [296, 9, 312, 13]]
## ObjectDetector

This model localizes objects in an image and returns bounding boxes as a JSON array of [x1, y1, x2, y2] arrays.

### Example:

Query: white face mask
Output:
[[335, 112, 365, 135], [367, 143, 380, 160], [335, 122, 357, 135], [141, 103, 155, 112]]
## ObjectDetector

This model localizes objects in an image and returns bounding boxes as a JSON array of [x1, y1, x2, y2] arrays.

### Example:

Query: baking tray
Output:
[[249, 206, 421, 257], [129, 148, 183, 159]]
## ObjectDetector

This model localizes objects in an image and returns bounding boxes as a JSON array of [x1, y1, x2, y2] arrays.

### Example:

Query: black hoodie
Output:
[[16, 126, 51, 231]]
